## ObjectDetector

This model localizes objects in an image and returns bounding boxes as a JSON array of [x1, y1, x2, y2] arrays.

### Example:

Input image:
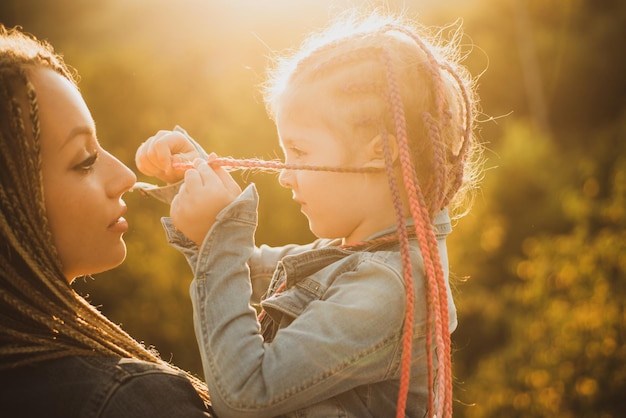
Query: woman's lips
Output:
[[108, 207, 129, 232], [108, 216, 128, 233]]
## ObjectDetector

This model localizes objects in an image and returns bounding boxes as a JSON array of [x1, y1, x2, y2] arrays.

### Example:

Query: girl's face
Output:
[[276, 87, 396, 244], [32, 68, 137, 282]]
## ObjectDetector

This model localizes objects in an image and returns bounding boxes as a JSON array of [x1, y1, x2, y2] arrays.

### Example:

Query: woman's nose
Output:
[[106, 152, 137, 197]]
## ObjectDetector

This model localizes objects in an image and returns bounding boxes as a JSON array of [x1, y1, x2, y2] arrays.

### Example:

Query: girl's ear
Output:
[[363, 134, 399, 169]]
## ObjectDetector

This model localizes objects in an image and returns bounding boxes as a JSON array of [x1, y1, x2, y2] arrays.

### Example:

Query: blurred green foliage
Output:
[[2, 0, 624, 416]]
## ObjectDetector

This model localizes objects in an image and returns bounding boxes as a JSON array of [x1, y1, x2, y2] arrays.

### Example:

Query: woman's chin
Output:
[[64, 249, 128, 283]]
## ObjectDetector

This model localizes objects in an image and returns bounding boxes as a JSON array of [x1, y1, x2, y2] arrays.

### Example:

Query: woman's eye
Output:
[[74, 152, 98, 172]]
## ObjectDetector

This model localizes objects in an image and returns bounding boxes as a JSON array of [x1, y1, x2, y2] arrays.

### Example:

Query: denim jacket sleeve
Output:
[[163, 184, 408, 418]]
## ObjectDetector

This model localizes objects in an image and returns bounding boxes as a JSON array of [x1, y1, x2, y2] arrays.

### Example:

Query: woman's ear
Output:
[[363, 134, 399, 169]]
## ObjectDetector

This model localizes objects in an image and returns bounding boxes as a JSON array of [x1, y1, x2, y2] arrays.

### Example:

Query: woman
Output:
[[0, 25, 213, 417]]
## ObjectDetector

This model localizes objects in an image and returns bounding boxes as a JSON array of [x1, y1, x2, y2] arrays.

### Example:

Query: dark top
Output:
[[0, 356, 215, 417]]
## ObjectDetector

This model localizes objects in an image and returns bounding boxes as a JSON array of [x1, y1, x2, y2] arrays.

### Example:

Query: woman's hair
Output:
[[0, 26, 209, 403], [262, 10, 484, 417]]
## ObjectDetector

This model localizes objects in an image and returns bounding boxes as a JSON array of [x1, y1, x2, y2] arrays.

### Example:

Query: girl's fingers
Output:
[[183, 159, 221, 192], [213, 165, 242, 195], [172, 151, 202, 168], [183, 165, 204, 191], [181, 158, 240, 201], [136, 130, 202, 182], [135, 141, 163, 176], [205, 153, 242, 195], [134, 141, 149, 172]]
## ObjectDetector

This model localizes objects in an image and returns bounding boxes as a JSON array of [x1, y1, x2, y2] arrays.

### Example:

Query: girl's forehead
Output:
[[279, 82, 326, 111], [277, 88, 328, 127]]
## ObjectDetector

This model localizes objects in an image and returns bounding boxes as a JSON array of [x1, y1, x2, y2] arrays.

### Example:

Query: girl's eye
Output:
[[281, 142, 307, 163], [74, 152, 98, 172], [289, 147, 306, 158]]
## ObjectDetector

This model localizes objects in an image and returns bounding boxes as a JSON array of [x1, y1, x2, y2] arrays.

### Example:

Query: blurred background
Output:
[[2, 0, 624, 416]]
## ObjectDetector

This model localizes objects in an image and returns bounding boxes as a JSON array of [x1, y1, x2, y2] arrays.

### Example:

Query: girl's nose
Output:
[[278, 168, 294, 188]]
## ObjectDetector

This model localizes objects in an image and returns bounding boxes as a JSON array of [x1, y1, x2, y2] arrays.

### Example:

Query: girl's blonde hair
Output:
[[0, 25, 209, 403], [262, 10, 484, 417], [263, 10, 483, 219]]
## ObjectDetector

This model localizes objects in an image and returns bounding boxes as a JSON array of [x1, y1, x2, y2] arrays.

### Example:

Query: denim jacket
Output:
[[163, 184, 457, 418], [0, 356, 213, 417]]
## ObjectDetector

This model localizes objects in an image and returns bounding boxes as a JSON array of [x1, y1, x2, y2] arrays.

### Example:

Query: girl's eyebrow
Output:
[[280, 135, 311, 147], [60, 126, 95, 150], [279, 135, 296, 144]]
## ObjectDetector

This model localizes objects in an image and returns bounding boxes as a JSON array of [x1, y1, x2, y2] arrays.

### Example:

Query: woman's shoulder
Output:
[[41, 355, 192, 382], [86, 355, 187, 376], [89, 357, 213, 418], [0, 356, 212, 417]]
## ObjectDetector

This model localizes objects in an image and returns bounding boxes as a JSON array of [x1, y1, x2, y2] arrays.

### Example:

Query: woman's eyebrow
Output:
[[60, 126, 95, 150]]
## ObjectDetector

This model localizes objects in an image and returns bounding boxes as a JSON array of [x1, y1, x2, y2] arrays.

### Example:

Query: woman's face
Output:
[[32, 68, 137, 282]]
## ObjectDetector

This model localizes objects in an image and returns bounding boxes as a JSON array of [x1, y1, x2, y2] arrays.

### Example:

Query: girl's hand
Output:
[[170, 155, 242, 245], [135, 130, 200, 184]]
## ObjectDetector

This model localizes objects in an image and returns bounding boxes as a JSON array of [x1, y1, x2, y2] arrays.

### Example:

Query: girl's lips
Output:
[[292, 193, 303, 204]]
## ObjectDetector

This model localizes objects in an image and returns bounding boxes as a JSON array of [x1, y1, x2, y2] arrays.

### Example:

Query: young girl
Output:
[[0, 26, 213, 417], [137, 11, 482, 418]]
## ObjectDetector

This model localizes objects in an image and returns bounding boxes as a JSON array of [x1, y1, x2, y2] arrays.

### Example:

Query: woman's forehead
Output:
[[29, 68, 94, 151]]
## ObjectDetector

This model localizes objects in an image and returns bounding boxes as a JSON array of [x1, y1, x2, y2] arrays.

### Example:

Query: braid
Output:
[[422, 111, 447, 215], [380, 124, 417, 416], [0, 26, 210, 404]]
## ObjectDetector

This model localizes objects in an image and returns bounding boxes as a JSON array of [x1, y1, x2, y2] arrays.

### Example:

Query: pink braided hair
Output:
[[172, 156, 381, 174]]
